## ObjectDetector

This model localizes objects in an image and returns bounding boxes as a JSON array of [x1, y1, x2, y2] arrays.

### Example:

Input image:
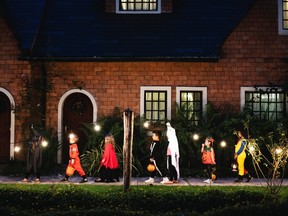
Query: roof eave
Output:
[[18, 55, 220, 62]]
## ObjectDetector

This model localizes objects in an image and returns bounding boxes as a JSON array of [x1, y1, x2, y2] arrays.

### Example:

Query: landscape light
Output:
[[14, 146, 21, 153], [94, 124, 101, 132], [143, 121, 150, 129], [220, 141, 227, 147], [41, 140, 48, 147], [193, 134, 199, 140], [69, 133, 75, 139]]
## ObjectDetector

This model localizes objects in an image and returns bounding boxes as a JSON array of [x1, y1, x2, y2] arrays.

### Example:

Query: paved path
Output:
[[1, 175, 288, 186]]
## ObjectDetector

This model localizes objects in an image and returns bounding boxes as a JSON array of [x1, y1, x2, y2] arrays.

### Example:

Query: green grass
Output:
[[1, 184, 288, 216]]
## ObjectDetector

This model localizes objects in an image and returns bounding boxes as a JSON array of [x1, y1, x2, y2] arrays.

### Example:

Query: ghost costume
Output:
[[166, 122, 180, 181]]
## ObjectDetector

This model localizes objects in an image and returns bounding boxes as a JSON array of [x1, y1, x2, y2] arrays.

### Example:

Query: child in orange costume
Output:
[[61, 133, 88, 183], [201, 137, 216, 184]]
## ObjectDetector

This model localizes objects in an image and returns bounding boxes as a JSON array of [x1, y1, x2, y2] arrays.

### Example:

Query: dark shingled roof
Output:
[[1, 0, 254, 61]]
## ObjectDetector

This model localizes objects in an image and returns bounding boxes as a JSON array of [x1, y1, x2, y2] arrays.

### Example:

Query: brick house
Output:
[[0, 0, 287, 164]]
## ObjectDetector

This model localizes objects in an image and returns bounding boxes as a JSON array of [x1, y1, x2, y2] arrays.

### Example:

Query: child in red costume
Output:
[[61, 133, 88, 183], [95, 134, 119, 183]]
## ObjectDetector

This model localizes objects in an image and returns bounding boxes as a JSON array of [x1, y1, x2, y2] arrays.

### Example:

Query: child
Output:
[[60, 133, 88, 183], [95, 134, 119, 183], [161, 122, 180, 184], [145, 130, 163, 184], [201, 137, 216, 184], [21, 127, 43, 183], [234, 130, 253, 183]]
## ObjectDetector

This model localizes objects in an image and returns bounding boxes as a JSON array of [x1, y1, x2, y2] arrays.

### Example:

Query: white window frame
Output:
[[176, 87, 207, 123], [116, 0, 161, 14], [278, 0, 288, 35], [176, 87, 207, 112], [140, 86, 171, 121], [240, 86, 287, 120]]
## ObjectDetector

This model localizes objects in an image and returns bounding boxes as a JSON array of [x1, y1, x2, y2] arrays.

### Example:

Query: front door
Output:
[[0, 92, 11, 163], [62, 93, 93, 164]]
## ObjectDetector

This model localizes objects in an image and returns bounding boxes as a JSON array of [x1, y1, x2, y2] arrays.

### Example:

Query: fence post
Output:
[[123, 108, 134, 192]]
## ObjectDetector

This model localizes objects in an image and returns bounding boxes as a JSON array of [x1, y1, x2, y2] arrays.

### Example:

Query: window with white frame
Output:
[[140, 86, 171, 123], [278, 0, 288, 35], [116, 0, 161, 14], [241, 87, 287, 121], [176, 87, 207, 126]]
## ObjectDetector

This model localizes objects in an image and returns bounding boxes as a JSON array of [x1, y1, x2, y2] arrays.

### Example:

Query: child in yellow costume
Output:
[[234, 130, 253, 183]]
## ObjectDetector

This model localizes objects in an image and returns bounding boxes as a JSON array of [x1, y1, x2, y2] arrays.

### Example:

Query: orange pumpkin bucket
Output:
[[147, 163, 155, 172], [66, 166, 75, 176]]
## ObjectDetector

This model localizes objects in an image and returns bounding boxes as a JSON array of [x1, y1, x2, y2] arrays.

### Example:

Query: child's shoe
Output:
[[79, 178, 88, 183], [144, 177, 154, 184]]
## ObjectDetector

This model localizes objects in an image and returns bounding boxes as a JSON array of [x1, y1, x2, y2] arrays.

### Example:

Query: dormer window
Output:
[[278, 0, 288, 35], [116, 0, 161, 14]]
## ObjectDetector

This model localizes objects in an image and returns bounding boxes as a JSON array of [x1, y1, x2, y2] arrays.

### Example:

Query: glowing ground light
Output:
[[14, 146, 21, 152], [41, 140, 48, 147], [143, 121, 149, 129], [69, 133, 75, 139], [248, 146, 255, 152], [94, 124, 101, 132], [232, 162, 238, 172], [193, 134, 199, 140], [276, 147, 282, 154], [220, 141, 227, 147]]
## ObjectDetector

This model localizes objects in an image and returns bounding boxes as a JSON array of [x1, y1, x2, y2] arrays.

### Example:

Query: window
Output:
[[241, 87, 287, 121], [176, 87, 207, 126], [278, 0, 288, 35], [140, 86, 171, 123], [116, 0, 161, 14]]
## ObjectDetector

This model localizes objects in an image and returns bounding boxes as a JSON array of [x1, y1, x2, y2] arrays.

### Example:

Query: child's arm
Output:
[[201, 144, 204, 153]]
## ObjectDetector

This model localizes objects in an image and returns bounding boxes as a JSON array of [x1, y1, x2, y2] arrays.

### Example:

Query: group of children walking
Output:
[[22, 129, 120, 183], [59, 133, 120, 183], [21, 123, 253, 184], [145, 125, 253, 184]]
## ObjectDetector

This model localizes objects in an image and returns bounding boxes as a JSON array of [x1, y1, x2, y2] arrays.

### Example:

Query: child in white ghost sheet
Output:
[[161, 122, 180, 184]]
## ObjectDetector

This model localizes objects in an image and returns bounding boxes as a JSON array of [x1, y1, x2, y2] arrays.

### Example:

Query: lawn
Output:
[[1, 183, 288, 216]]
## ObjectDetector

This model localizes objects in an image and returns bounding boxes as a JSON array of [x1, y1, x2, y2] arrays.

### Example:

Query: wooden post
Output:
[[123, 109, 134, 192]]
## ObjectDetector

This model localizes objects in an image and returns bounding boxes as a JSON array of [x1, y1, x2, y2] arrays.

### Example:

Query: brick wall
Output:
[[44, 0, 287, 129], [0, 0, 287, 155], [0, 14, 32, 159]]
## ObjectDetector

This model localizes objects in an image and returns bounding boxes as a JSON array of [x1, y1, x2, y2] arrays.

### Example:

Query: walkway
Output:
[[1, 175, 288, 186]]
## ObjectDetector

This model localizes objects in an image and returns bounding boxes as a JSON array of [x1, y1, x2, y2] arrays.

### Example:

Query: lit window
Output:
[[140, 86, 171, 123], [241, 87, 287, 121], [278, 0, 288, 35], [176, 87, 207, 126], [116, 0, 161, 14]]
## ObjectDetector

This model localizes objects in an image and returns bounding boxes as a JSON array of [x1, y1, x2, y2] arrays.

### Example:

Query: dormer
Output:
[[105, 0, 173, 14]]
